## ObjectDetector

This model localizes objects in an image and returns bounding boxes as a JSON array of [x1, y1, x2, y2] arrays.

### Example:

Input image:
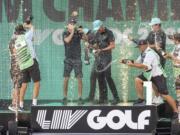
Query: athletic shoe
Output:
[[172, 112, 178, 120], [62, 97, 68, 105], [98, 100, 108, 105], [152, 96, 164, 105], [85, 97, 94, 102], [133, 98, 145, 106], [111, 99, 120, 105], [78, 98, 84, 105], [8, 104, 16, 112], [18, 107, 25, 112], [84, 60, 90, 65]]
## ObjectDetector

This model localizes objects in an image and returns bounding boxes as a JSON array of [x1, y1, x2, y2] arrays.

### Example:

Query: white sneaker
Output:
[[152, 96, 164, 105], [8, 104, 16, 112]]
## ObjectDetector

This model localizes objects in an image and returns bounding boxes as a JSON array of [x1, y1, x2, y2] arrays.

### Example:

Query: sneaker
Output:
[[85, 97, 94, 102], [98, 100, 108, 105], [172, 112, 178, 120], [133, 98, 145, 106], [62, 97, 68, 105], [18, 107, 25, 112], [84, 60, 90, 65], [8, 104, 16, 112], [111, 99, 120, 105], [152, 96, 164, 105], [78, 98, 84, 105]]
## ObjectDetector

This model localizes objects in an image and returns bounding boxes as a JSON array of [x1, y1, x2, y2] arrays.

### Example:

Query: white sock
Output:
[[32, 99, 37, 106], [20, 101, 24, 108]]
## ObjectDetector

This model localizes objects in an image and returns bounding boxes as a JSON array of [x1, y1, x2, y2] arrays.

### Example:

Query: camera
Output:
[[167, 35, 174, 40], [122, 59, 134, 64], [25, 15, 33, 24], [158, 49, 167, 56]]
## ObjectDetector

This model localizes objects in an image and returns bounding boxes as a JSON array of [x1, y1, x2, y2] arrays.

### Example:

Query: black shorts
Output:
[[63, 58, 83, 78], [22, 59, 41, 83], [137, 74, 168, 95]]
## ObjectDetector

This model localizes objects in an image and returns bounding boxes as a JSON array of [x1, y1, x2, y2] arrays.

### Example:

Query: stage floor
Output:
[[0, 99, 133, 112]]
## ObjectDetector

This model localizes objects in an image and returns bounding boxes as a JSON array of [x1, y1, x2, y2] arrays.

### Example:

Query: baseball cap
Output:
[[68, 17, 77, 24], [135, 39, 148, 47], [83, 28, 90, 35], [93, 20, 103, 32], [149, 18, 161, 26], [15, 24, 26, 34]]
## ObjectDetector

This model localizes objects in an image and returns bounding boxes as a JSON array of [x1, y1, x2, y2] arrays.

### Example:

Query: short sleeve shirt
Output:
[[63, 30, 82, 60], [95, 28, 115, 64], [146, 30, 166, 51], [137, 47, 163, 77], [25, 28, 37, 59]]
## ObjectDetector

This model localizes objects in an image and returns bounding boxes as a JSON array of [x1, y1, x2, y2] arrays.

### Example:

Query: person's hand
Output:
[[96, 49, 102, 54], [126, 60, 134, 66], [155, 43, 162, 51], [71, 11, 78, 17], [128, 35, 133, 41]]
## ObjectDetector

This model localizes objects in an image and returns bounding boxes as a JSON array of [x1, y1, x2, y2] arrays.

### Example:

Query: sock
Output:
[[20, 101, 24, 108], [32, 99, 37, 106]]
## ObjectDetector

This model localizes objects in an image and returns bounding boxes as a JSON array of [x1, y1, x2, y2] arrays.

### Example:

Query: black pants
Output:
[[88, 63, 97, 100], [97, 66, 119, 102]]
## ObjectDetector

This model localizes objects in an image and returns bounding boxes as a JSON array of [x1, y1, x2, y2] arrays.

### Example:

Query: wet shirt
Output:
[[95, 28, 115, 64], [9, 36, 20, 73], [146, 30, 166, 51], [136, 47, 163, 77], [63, 30, 82, 60]]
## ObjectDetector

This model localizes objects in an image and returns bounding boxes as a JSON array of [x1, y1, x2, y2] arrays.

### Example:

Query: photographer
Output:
[[62, 19, 83, 105], [120, 39, 178, 120], [19, 16, 41, 111]]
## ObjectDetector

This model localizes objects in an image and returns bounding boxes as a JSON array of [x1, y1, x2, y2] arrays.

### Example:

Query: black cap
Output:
[[135, 39, 148, 47], [15, 24, 26, 34], [68, 17, 77, 24]]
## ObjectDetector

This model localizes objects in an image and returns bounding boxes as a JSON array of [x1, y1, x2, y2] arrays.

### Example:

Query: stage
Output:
[[0, 100, 178, 135]]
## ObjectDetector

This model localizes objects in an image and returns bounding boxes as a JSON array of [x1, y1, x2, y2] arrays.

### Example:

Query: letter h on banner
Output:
[[143, 81, 153, 105]]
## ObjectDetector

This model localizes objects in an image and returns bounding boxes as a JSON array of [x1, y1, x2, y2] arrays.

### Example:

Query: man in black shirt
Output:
[[62, 19, 83, 105], [93, 20, 120, 104]]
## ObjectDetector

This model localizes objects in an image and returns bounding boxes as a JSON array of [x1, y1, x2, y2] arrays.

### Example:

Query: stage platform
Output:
[[0, 100, 179, 135]]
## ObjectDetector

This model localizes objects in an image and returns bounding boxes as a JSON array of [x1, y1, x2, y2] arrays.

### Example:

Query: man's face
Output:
[[138, 45, 147, 52], [67, 23, 75, 31], [98, 26, 104, 33], [151, 24, 160, 32]]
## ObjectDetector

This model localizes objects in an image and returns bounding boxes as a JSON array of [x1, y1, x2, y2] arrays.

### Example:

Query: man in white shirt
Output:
[[19, 16, 41, 110], [121, 39, 178, 119], [166, 33, 180, 105]]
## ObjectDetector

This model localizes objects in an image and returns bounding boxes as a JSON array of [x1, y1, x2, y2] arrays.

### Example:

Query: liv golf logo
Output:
[[36, 110, 88, 129], [36, 109, 151, 130]]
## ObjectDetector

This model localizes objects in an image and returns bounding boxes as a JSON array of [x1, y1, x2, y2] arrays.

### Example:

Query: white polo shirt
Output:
[[136, 47, 163, 77], [25, 27, 37, 60]]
